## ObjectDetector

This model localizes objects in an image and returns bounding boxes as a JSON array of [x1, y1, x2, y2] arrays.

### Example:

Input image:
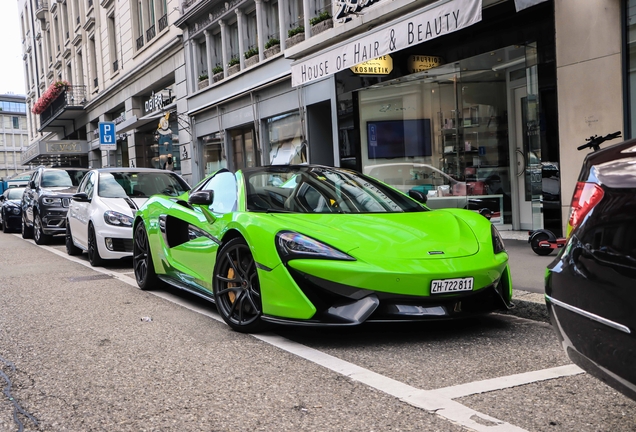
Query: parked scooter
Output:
[[528, 131, 622, 255]]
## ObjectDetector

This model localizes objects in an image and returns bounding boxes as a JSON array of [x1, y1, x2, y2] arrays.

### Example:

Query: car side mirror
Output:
[[188, 190, 214, 206], [72, 192, 90, 202], [408, 189, 428, 204]]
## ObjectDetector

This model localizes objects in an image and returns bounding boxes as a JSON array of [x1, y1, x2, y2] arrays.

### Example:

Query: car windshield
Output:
[[245, 166, 427, 214], [98, 171, 191, 198], [41, 169, 87, 187], [6, 188, 25, 200]]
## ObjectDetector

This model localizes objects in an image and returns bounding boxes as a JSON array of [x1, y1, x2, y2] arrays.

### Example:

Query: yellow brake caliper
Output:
[[227, 266, 237, 303]]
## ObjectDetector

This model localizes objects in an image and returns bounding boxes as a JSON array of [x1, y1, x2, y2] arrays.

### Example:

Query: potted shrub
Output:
[[197, 73, 209, 90], [286, 26, 304, 48], [310, 11, 333, 36], [212, 65, 224, 82], [244, 46, 259, 67], [228, 56, 240, 75], [31, 80, 70, 115], [264, 38, 280, 59]]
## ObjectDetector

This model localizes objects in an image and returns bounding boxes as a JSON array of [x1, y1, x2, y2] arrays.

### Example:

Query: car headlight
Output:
[[104, 210, 134, 227], [42, 197, 62, 206], [276, 231, 355, 262], [492, 225, 506, 254], [11, 207, 20, 215]]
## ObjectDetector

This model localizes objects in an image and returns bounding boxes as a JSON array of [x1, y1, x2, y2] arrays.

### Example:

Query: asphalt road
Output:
[[504, 239, 557, 294], [1, 233, 635, 432]]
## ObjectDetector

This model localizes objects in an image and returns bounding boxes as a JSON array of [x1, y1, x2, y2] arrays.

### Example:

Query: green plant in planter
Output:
[[310, 11, 331, 26], [198, 73, 208, 81], [265, 38, 280, 50], [212, 65, 223, 75], [287, 26, 304, 38], [244, 46, 259, 59], [228, 57, 240, 67]]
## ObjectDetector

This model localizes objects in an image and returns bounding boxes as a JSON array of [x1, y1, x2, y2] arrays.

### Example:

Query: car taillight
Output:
[[567, 181, 604, 236]]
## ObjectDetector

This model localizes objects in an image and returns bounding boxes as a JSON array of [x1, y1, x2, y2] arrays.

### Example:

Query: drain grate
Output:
[[68, 274, 114, 282]]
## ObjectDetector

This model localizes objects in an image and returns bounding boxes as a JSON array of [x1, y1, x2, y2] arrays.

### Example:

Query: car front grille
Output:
[[62, 198, 71, 207]]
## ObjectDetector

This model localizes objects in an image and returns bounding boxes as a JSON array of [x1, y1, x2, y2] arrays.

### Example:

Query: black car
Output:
[[546, 138, 636, 400], [21, 166, 88, 244], [0, 187, 26, 233]]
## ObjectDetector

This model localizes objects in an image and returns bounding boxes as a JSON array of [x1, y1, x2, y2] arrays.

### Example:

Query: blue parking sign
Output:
[[99, 121, 117, 150]]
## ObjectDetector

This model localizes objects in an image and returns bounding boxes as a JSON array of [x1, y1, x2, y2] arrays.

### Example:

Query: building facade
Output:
[[0, 94, 32, 181], [16, 0, 632, 234], [17, 0, 193, 182]]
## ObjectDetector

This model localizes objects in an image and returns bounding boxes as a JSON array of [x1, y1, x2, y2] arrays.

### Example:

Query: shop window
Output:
[[201, 132, 227, 176], [267, 112, 304, 165], [231, 128, 257, 169]]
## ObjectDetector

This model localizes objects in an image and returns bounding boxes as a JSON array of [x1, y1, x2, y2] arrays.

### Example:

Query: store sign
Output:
[[350, 55, 393, 75], [145, 92, 165, 114], [407, 55, 443, 73], [291, 0, 482, 87]]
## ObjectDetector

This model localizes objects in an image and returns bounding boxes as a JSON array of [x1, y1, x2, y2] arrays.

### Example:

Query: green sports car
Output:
[[132, 165, 512, 333]]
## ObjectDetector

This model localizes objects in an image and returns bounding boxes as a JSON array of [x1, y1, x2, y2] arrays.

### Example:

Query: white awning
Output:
[[290, 0, 483, 87]]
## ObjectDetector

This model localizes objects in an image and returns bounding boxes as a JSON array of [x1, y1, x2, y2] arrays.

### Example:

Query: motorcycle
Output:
[[528, 131, 622, 255]]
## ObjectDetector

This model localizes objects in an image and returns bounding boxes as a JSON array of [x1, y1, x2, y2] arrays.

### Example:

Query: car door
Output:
[[68, 172, 95, 248], [165, 170, 238, 293]]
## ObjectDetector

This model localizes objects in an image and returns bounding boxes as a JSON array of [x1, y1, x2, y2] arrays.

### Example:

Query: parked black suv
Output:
[[21, 166, 88, 244]]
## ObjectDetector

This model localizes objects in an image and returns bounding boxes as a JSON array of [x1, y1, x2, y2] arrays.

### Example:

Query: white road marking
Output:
[[27, 235, 584, 432]]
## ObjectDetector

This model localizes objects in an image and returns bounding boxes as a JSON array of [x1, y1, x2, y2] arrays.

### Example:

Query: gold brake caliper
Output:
[[227, 265, 237, 303]]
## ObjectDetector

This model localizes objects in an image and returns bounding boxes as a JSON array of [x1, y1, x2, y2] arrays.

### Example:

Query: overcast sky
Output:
[[1, 0, 27, 96]]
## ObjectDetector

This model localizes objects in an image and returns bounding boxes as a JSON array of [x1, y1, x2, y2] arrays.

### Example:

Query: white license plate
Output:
[[431, 277, 474, 294]]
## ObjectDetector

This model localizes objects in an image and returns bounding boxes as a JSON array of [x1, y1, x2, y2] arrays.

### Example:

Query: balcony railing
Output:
[[146, 25, 156, 42], [158, 14, 168, 32], [136, 35, 144, 50], [39, 85, 87, 127]]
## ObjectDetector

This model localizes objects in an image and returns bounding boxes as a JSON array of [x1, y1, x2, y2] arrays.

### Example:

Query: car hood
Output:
[[101, 197, 149, 216], [268, 211, 479, 260], [40, 186, 78, 195]]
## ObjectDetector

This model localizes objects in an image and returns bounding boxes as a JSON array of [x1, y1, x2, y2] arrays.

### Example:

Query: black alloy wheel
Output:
[[33, 215, 50, 245], [87, 224, 104, 266], [65, 222, 82, 256], [530, 232, 553, 256], [2, 211, 10, 233], [213, 237, 267, 333], [21, 218, 33, 239], [133, 222, 159, 290]]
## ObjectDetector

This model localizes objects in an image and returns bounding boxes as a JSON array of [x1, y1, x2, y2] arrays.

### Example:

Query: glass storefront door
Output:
[[357, 47, 538, 226]]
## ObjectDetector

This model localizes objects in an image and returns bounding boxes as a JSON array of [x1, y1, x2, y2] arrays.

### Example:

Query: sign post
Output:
[[99, 121, 117, 167]]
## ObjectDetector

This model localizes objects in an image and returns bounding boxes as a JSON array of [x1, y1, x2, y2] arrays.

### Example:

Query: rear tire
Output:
[[133, 221, 160, 290], [530, 233, 553, 256], [65, 222, 82, 256]]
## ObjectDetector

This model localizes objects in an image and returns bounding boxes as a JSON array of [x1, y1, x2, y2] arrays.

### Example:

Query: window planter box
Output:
[[197, 78, 209, 90], [245, 55, 259, 68], [213, 72, 224, 83], [264, 44, 281, 59], [311, 18, 333, 37], [285, 32, 305, 49], [228, 64, 240, 76]]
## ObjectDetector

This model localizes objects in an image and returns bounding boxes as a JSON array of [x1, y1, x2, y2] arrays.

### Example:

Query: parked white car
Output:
[[66, 168, 190, 266]]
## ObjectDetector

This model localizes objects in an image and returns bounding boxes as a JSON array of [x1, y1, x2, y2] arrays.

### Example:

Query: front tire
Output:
[[213, 237, 267, 333], [33, 215, 51, 245], [133, 221, 159, 290], [65, 222, 82, 256], [87, 224, 104, 266]]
